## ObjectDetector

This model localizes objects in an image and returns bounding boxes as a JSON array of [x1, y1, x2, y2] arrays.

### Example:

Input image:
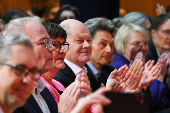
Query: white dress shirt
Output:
[[64, 59, 87, 75], [32, 79, 50, 113]]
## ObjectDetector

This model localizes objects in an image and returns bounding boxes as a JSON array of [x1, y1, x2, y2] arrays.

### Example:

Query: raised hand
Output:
[[106, 65, 132, 93], [156, 3, 166, 16], [137, 60, 161, 92], [70, 88, 111, 113], [59, 75, 81, 113], [126, 59, 144, 91]]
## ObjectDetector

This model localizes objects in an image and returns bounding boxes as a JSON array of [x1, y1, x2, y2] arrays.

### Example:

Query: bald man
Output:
[[54, 19, 92, 91]]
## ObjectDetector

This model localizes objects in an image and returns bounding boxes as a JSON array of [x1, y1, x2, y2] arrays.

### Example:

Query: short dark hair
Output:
[[151, 14, 170, 30], [42, 22, 67, 41], [2, 8, 30, 23], [55, 4, 80, 20]]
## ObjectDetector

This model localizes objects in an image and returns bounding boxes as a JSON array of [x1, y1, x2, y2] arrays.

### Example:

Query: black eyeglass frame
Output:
[[0, 62, 41, 81], [53, 41, 70, 52]]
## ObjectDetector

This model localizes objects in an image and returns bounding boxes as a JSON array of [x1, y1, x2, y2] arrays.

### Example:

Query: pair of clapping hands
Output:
[[106, 52, 170, 93]]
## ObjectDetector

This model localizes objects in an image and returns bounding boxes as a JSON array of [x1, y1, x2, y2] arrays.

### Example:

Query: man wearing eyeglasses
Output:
[[0, 35, 38, 113], [3, 17, 58, 113]]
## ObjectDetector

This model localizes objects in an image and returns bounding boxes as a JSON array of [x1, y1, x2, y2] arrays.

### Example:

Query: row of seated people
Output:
[[0, 13, 170, 113]]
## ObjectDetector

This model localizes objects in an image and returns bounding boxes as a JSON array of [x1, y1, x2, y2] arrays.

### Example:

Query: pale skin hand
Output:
[[126, 59, 144, 91], [80, 73, 92, 95], [106, 65, 132, 93], [157, 54, 169, 82], [156, 3, 166, 16], [70, 88, 112, 113], [58, 81, 81, 113], [137, 60, 161, 92]]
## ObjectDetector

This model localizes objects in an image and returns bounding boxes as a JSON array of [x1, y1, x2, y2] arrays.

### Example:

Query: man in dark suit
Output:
[[84, 18, 115, 92], [54, 19, 92, 93], [4, 16, 58, 113]]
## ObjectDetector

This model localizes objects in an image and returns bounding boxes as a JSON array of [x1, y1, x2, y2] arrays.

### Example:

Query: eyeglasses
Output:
[[53, 41, 69, 52], [127, 41, 148, 47], [32, 38, 53, 49], [158, 29, 170, 36], [0, 62, 41, 81]]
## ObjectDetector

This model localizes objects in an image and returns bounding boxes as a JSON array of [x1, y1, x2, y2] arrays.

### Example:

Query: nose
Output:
[[60, 45, 67, 53], [105, 44, 112, 53], [83, 40, 91, 48], [22, 73, 34, 84], [48, 42, 55, 52]]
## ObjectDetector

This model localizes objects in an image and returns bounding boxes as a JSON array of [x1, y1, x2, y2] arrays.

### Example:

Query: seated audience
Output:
[[44, 4, 59, 21], [0, 35, 38, 113], [4, 16, 58, 113]]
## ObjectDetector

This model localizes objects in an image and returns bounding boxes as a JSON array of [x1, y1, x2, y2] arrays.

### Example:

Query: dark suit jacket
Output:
[[85, 64, 115, 92], [54, 63, 76, 90], [145, 39, 159, 64], [14, 87, 58, 113]]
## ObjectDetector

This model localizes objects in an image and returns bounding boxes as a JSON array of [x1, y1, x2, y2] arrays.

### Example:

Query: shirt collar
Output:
[[156, 48, 160, 57], [64, 59, 87, 75], [33, 78, 46, 95], [86, 62, 100, 75]]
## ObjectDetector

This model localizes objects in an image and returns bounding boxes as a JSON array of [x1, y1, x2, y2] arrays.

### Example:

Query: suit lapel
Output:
[[40, 87, 58, 113], [85, 64, 101, 92], [28, 95, 43, 113], [61, 63, 76, 82]]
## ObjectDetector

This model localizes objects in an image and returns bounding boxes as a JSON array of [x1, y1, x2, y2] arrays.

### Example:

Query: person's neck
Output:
[[42, 68, 59, 85], [66, 58, 86, 68], [89, 60, 103, 71], [0, 104, 15, 113], [153, 41, 170, 55]]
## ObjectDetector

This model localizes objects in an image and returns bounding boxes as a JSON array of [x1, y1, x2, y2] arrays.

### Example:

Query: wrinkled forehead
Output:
[[25, 20, 50, 42]]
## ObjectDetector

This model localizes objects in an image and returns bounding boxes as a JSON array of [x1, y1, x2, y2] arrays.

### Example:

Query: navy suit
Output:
[[14, 87, 58, 113]]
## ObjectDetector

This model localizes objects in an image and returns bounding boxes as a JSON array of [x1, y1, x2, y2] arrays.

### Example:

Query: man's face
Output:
[[0, 45, 36, 108], [65, 24, 92, 67], [26, 20, 55, 72], [152, 19, 170, 54], [52, 37, 67, 69], [90, 31, 114, 68]]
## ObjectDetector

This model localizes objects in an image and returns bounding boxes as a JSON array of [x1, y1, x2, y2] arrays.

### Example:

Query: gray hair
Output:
[[115, 23, 148, 55], [84, 17, 115, 41], [3, 16, 41, 36], [121, 12, 148, 28], [0, 34, 33, 63]]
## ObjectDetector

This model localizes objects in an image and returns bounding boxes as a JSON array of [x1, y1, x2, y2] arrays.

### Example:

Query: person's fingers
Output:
[[130, 59, 138, 71], [81, 77, 90, 85], [101, 83, 105, 87], [152, 65, 161, 76], [147, 60, 155, 71], [117, 65, 126, 76], [75, 74, 81, 82], [81, 89, 91, 95], [112, 83, 121, 92], [122, 70, 131, 82], [125, 73, 133, 86], [81, 73, 89, 80], [70, 81, 80, 97], [108, 69, 117, 79], [80, 82, 92, 93], [74, 88, 81, 100], [63, 82, 76, 95], [145, 60, 151, 68], [120, 66, 129, 79]]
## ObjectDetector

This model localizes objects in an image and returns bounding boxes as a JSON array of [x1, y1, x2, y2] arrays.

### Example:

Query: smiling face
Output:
[[152, 19, 170, 54], [52, 37, 66, 69], [65, 21, 92, 68], [0, 45, 36, 110], [124, 31, 148, 61], [90, 30, 114, 70], [25, 20, 55, 73]]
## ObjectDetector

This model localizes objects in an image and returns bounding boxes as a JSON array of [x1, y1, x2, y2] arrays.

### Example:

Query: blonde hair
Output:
[[115, 23, 148, 55]]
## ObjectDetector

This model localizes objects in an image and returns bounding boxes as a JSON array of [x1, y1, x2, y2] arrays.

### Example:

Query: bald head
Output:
[[60, 19, 88, 38], [60, 19, 92, 67]]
